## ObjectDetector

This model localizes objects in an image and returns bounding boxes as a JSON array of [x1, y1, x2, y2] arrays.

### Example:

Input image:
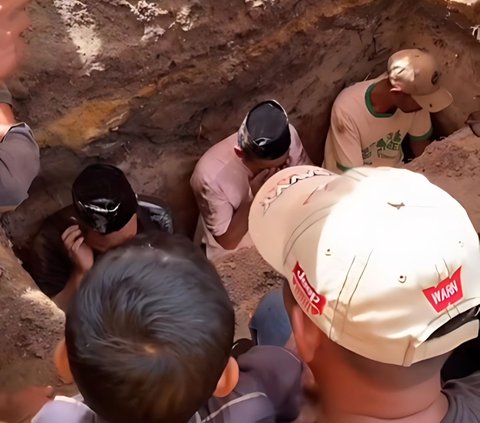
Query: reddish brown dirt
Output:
[[216, 247, 286, 339], [0, 229, 76, 399]]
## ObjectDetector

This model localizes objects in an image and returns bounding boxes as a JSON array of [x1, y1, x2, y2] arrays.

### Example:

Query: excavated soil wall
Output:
[[0, 0, 480, 406]]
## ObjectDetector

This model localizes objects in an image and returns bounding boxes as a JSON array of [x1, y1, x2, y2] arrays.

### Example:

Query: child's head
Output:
[[56, 235, 237, 423]]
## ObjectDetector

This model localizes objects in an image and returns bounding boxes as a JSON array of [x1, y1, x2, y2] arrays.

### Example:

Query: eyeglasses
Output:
[[466, 111, 480, 137]]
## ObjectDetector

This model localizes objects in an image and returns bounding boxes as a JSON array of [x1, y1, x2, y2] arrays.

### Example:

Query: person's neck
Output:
[[370, 79, 397, 114], [316, 372, 448, 423]]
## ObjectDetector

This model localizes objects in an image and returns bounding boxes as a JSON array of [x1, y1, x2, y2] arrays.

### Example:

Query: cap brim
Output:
[[412, 88, 453, 113], [249, 166, 338, 273]]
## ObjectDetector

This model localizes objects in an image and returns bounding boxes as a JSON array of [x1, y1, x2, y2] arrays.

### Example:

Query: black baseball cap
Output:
[[238, 100, 291, 160], [72, 164, 138, 234]]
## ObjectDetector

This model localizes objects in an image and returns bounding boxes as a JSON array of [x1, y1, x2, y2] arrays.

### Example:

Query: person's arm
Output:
[[327, 105, 363, 173], [53, 225, 94, 312], [408, 109, 433, 158], [192, 169, 276, 251], [213, 168, 276, 250], [0, 0, 38, 210], [213, 199, 252, 250], [0, 120, 40, 209], [238, 346, 303, 422], [52, 270, 85, 312]]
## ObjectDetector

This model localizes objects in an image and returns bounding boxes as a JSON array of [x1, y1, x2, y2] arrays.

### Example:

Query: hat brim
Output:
[[249, 166, 338, 272], [412, 88, 453, 113]]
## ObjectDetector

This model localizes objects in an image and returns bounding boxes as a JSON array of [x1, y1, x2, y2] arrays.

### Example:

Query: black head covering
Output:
[[72, 164, 137, 234], [238, 100, 291, 160]]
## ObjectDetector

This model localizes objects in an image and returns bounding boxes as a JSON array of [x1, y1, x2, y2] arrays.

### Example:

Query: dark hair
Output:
[[238, 100, 291, 160], [65, 234, 235, 423], [72, 164, 138, 234]]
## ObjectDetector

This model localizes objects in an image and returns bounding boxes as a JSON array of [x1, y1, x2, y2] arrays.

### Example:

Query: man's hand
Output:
[[249, 168, 278, 196], [62, 225, 94, 276], [0, 0, 30, 81], [0, 386, 54, 423]]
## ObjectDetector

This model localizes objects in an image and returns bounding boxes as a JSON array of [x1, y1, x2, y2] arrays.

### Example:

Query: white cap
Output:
[[249, 166, 480, 366], [388, 49, 453, 113]]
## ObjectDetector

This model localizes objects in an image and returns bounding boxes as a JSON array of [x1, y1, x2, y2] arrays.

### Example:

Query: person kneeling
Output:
[[27, 164, 174, 311]]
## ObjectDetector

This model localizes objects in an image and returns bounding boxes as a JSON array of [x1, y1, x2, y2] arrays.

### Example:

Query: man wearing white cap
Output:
[[324, 49, 453, 173], [250, 165, 480, 422]]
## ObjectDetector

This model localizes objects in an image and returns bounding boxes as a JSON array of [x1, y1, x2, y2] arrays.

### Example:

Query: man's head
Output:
[[387, 49, 452, 113], [250, 166, 480, 395], [57, 234, 237, 423], [72, 164, 138, 252], [234, 100, 291, 173]]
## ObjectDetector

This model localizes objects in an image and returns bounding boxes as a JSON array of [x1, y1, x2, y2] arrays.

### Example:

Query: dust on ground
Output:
[[215, 247, 286, 339], [406, 128, 480, 231]]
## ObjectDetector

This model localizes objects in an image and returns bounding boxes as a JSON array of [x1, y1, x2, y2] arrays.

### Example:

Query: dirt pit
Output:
[[0, 0, 480, 420]]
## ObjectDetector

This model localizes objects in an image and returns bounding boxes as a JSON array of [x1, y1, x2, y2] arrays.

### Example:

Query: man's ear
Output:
[[390, 86, 403, 93], [54, 339, 74, 384], [213, 357, 240, 398], [290, 304, 322, 364], [234, 145, 244, 159]]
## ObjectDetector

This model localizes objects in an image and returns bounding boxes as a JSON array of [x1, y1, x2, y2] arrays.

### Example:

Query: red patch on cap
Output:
[[423, 267, 463, 313], [292, 262, 326, 315]]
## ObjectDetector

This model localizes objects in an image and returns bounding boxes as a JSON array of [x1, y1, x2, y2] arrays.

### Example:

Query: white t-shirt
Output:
[[190, 125, 309, 261], [323, 78, 433, 173]]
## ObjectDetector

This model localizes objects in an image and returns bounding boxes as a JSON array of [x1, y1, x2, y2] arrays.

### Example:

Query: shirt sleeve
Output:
[[33, 396, 97, 423], [288, 125, 312, 165], [0, 123, 40, 208], [408, 109, 433, 141], [191, 175, 234, 238], [327, 105, 363, 172], [238, 346, 303, 422]]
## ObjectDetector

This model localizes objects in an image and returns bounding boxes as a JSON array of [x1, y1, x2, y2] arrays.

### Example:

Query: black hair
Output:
[[72, 164, 138, 234], [65, 234, 235, 423], [238, 100, 291, 160]]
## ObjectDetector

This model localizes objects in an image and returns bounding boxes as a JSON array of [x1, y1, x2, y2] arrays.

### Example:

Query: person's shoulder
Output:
[[1, 122, 36, 144], [442, 373, 480, 421], [237, 345, 303, 394], [444, 371, 480, 396], [196, 385, 275, 423], [238, 345, 302, 373], [334, 77, 376, 109], [137, 195, 174, 234], [32, 396, 101, 423], [192, 133, 238, 183], [288, 124, 301, 144]]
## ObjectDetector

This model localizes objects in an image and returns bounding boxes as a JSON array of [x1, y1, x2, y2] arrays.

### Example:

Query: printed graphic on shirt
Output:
[[292, 262, 326, 316], [361, 130, 403, 165], [423, 267, 463, 313]]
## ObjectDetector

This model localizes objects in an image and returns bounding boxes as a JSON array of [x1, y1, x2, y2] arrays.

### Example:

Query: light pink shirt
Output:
[[191, 125, 309, 261]]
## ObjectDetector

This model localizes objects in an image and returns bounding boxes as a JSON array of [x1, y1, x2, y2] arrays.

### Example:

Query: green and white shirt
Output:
[[323, 78, 433, 173]]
